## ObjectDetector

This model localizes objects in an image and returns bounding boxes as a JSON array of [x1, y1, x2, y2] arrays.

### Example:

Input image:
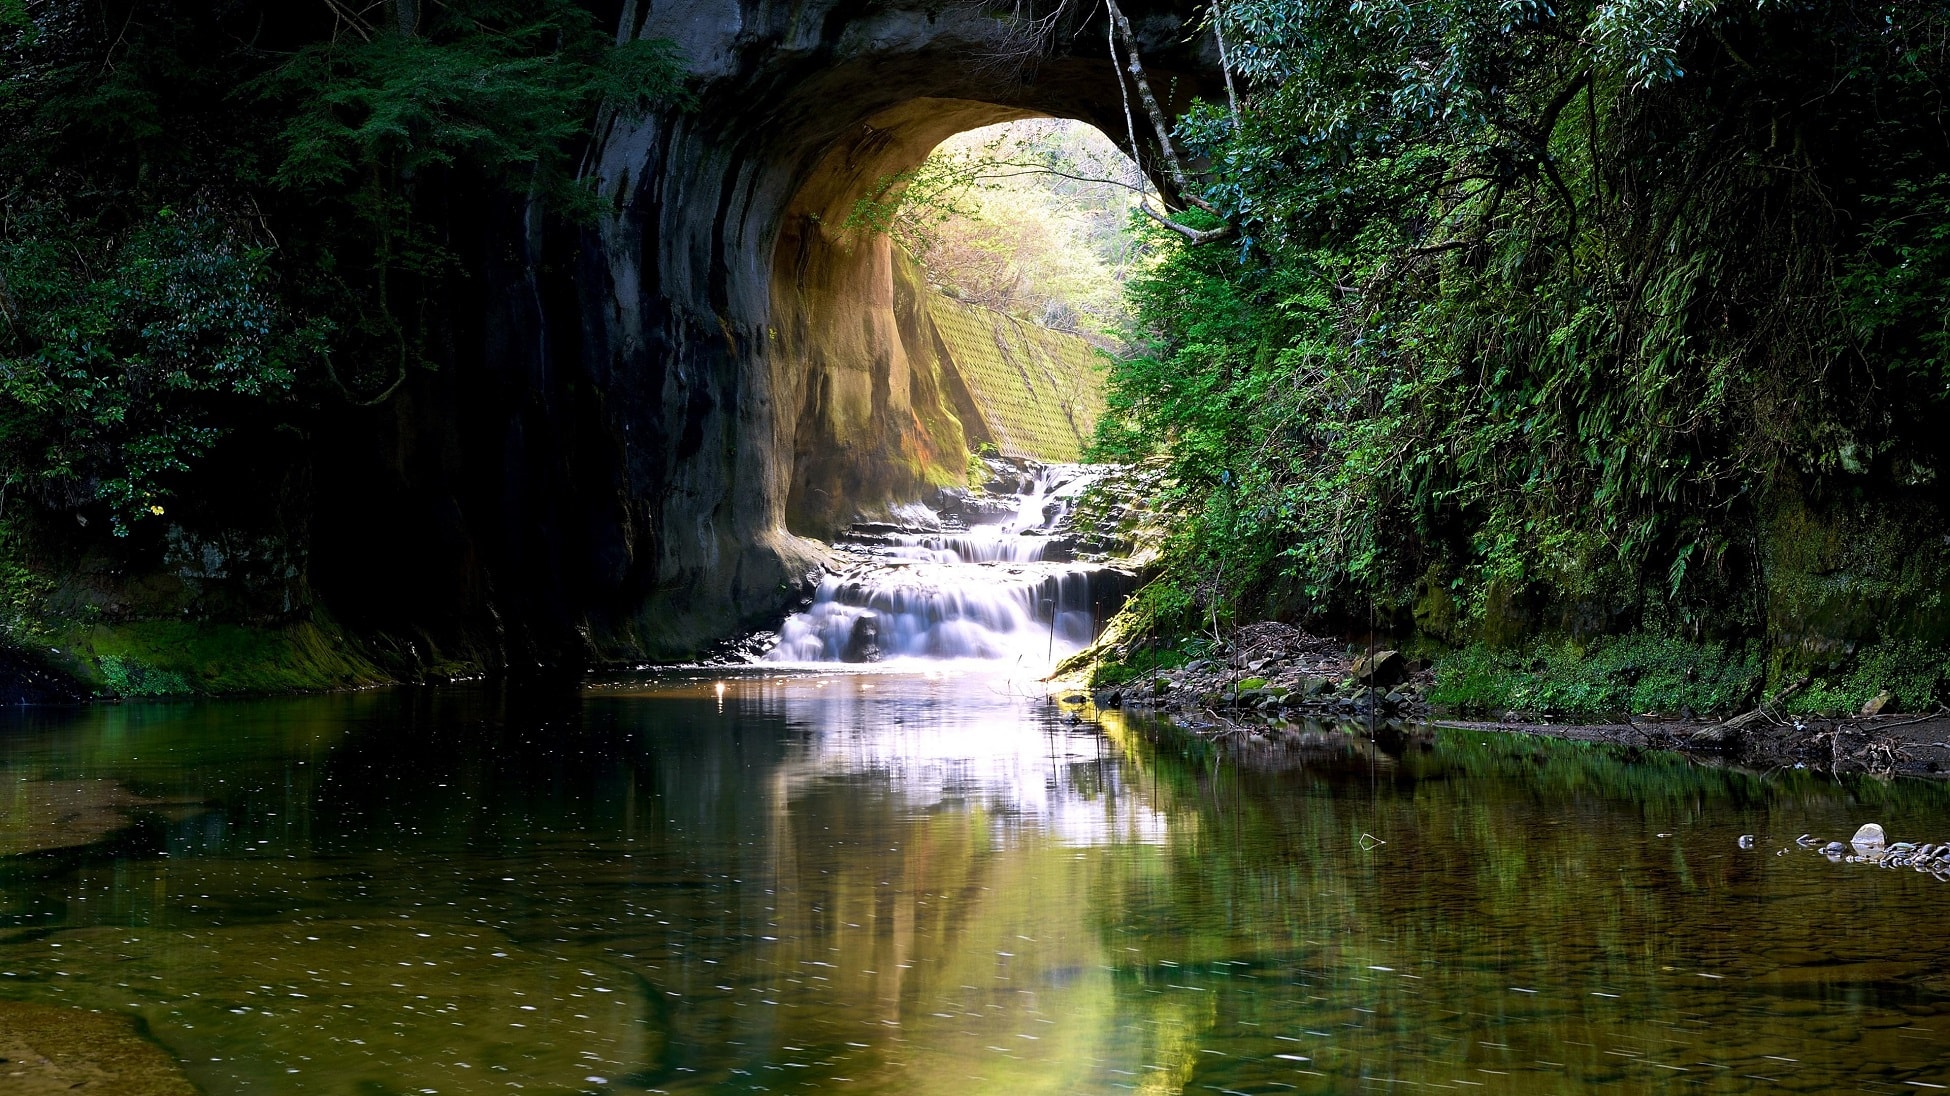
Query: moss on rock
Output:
[[41, 616, 388, 698]]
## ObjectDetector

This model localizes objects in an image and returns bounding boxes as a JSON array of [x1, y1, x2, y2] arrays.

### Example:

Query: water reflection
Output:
[[2, 673, 1950, 1092]]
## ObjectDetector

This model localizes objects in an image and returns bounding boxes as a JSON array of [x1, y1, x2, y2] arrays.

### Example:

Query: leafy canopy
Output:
[[1097, 0, 1950, 645]]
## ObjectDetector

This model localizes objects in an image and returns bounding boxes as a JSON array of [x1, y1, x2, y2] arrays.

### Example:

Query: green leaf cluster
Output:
[[0, 205, 317, 533], [1099, 0, 1950, 653], [0, 1, 686, 534]]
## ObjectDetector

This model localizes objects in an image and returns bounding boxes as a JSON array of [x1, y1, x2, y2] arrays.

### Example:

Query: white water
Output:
[[765, 465, 1120, 667]]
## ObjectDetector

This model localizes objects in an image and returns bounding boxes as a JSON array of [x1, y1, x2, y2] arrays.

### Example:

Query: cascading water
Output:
[[765, 464, 1132, 668]]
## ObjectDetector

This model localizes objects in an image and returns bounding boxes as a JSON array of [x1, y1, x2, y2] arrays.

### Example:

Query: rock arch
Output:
[[320, 0, 1214, 666]]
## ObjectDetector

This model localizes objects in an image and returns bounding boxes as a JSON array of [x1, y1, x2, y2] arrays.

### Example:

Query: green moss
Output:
[[1775, 637, 1946, 715], [54, 616, 387, 698], [1429, 634, 1764, 720], [1089, 645, 1194, 687], [1760, 492, 1950, 655]]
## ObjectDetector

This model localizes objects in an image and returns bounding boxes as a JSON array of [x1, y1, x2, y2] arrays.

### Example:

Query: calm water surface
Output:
[[4, 670, 1950, 1093]]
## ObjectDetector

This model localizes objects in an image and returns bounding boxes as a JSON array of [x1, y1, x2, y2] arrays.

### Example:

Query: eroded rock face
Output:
[[306, 0, 1215, 667]]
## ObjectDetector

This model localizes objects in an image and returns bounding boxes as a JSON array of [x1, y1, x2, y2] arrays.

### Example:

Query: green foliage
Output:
[[1428, 635, 1763, 720], [1099, 0, 1950, 657], [264, 7, 683, 197], [95, 653, 192, 698], [254, 1, 688, 402], [0, 517, 52, 640], [1784, 639, 1948, 717], [0, 206, 313, 532], [0, 0, 685, 533], [1087, 579, 1217, 686], [1089, 643, 1194, 688]]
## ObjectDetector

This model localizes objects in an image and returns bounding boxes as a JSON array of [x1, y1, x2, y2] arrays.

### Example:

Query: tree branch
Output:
[[1105, 0, 1220, 216], [1140, 201, 1234, 245], [319, 0, 375, 41], [1210, 0, 1241, 129]]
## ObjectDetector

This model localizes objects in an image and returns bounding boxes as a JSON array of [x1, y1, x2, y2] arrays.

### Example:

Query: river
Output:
[[5, 671, 1950, 1092]]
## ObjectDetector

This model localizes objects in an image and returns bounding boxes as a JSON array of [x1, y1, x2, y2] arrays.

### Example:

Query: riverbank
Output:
[[1440, 712, 1950, 779], [1091, 681, 1950, 779], [1060, 617, 1950, 779]]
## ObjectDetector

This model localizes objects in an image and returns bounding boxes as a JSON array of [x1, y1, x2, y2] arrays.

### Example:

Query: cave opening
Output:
[[763, 118, 1150, 666], [773, 106, 1153, 539], [877, 118, 1154, 349]]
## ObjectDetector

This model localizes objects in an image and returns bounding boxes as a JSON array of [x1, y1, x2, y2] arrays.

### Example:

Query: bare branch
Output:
[[1110, 10, 1146, 179], [968, 163, 1154, 197], [1105, 0, 1220, 216], [1210, 0, 1241, 129], [1140, 201, 1234, 245], [320, 0, 375, 41]]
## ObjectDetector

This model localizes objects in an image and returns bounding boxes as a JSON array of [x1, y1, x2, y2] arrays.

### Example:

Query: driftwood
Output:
[[1690, 678, 1809, 746]]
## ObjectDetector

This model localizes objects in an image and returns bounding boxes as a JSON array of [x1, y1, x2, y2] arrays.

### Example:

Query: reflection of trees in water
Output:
[[16, 687, 1950, 1091], [1088, 714, 1950, 1091]]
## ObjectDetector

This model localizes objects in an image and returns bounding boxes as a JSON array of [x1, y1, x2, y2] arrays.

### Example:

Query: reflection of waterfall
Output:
[[766, 465, 1131, 666]]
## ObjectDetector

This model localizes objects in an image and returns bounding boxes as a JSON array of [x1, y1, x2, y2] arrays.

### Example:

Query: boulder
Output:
[[840, 616, 880, 663], [1851, 822, 1887, 851], [1861, 690, 1894, 716], [1352, 650, 1408, 687]]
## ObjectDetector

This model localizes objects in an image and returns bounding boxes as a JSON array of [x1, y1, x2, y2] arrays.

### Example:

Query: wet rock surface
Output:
[[1069, 615, 1950, 780], [0, 777, 198, 858], [1791, 822, 1950, 880]]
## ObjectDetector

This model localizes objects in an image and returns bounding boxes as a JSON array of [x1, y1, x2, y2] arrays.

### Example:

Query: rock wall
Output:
[[435, 0, 1216, 663], [1, 1, 1216, 693]]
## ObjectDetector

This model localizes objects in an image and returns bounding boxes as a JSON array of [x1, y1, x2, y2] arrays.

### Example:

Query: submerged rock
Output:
[[0, 1000, 197, 1095], [0, 778, 189, 857]]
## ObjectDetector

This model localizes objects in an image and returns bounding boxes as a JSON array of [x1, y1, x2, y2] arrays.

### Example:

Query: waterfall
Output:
[[764, 465, 1129, 667]]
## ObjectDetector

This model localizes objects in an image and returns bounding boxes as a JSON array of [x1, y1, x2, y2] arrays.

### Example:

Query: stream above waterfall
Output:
[[764, 464, 1134, 667]]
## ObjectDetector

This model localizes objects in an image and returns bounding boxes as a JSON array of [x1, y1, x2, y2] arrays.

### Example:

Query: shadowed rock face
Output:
[[305, 0, 1212, 668]]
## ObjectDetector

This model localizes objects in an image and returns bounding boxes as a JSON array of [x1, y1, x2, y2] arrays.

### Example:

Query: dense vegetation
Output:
[[1091, 0, 1950, 714], [0, 0, 683, 688], [0, 0, 680, 537]]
